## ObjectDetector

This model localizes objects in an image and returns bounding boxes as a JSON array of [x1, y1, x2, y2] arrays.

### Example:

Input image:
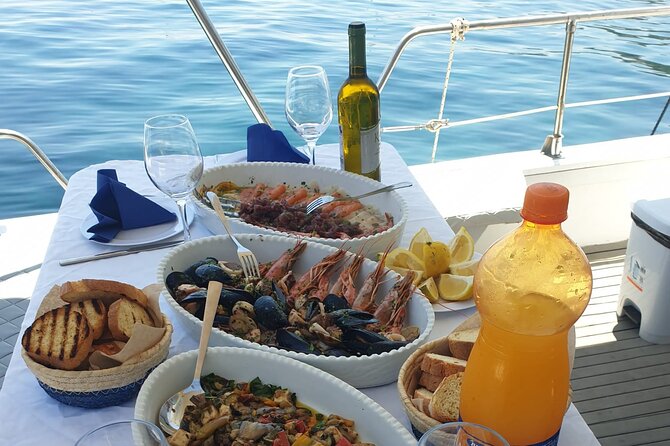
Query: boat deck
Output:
[[1, 219, 670, 444], [572, 253, 670, 446]]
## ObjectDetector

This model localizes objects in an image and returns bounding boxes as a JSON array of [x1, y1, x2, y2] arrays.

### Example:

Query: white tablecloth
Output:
[[0, 143, 599, 445]]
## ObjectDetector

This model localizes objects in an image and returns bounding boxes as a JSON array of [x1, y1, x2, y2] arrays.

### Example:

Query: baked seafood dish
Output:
[[168, 373, 374, 446], [198, 181, 393, 240], [165, 241, 419, 358]]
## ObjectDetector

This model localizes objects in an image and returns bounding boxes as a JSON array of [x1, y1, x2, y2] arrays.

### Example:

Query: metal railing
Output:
[[0, 129, 67, 189], [377, 6, 670, 158]]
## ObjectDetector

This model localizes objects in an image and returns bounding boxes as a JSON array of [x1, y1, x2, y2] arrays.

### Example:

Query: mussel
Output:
[[323, 294, 350, 313], [219, 287, 256, 313], [193, 264, 232, 288], [254, 295, 289, 330], [184, 258, 218, 280], [341, 328, 408, 355], [165, 271, 195, 298], [329, 309, 378, 329], [276, 328, 321, 355]]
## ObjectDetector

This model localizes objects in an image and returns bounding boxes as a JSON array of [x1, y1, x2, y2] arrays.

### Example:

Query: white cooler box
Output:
[[618, 198, 670, 344]]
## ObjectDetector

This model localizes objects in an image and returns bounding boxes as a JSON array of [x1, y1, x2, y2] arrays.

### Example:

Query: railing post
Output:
[[185, 0, 272, 126], [542, 19, 577, 158], [0, 129, 68, 189]]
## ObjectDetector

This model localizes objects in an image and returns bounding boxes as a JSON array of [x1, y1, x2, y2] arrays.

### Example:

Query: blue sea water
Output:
[[1, 0, 668, 218]]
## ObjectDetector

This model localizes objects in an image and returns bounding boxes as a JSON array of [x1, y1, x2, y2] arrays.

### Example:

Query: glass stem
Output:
[[176, 198, 191, 241], [307, 140, 317, 165]]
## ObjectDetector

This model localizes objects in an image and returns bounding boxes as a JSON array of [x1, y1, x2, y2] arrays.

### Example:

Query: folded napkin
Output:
[[87, 169, 177, 242], [246, 123, 310, 163]]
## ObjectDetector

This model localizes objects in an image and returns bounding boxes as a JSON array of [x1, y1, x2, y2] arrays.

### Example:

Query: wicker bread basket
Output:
[[398, 313, 574, 437], [21, 284, 173, 408]]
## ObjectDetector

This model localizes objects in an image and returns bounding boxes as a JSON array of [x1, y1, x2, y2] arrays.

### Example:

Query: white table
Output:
[[0, 143, 599, 445]]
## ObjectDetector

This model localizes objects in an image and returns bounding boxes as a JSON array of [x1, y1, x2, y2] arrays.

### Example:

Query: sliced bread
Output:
[[60, 279, 148, 308], [418, 371, 445, 392], [70, 299, 107, 340], [421, 352, 467, 376], [21, 305, 94, 370], [108, 298, 154, 341], [447, 327, 479, 360], [413, 386, 435, 402], [428, 372, 463, 423], [412, 398, 430, 415]]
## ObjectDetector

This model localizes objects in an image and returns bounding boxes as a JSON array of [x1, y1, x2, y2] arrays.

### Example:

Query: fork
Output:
[[305, 181, 413, 215], [206, 191, 261, 278]]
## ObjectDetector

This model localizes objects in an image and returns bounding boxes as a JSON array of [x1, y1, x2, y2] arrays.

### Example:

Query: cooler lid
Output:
[[632, 198, 670, 238]]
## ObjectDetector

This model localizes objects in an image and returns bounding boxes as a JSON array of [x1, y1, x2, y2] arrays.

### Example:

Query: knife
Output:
[[59, 239, 184, 266]]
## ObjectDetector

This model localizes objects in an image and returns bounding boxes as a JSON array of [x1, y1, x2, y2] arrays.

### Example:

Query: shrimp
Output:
[[290, 249, 347, 299], [352, 246, 392, 311], [265, 183, 287, 200], [332, 201, 363, 218], [330, 253, 366, 306], [264, 240, 307, 280], [284, 187, 308, 206], [374, 270, 417, 328]]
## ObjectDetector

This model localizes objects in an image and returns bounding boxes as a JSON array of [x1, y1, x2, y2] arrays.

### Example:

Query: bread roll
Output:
[[21, 305, 94, 370], [428, 372, 463, 423], [108, 298, 154, 341], [70, 299, 107, 340], [421, 353, 466, 376], [447, 327, 479, 360], [60, 279, 148, 308]]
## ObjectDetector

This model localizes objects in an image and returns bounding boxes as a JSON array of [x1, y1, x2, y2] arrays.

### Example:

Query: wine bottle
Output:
[[337, 22, 381, 181]]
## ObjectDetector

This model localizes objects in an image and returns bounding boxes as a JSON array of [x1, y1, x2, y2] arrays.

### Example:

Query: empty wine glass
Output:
[[144, 114, 203, 241], [285, 65, 333, 164], [75, 419, 168, 446]]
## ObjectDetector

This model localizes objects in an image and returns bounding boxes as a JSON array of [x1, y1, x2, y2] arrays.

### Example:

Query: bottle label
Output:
[[360, 123, 380, 174]]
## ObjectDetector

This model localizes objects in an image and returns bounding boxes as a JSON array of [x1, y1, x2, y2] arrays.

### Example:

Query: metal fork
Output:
[[206, 191, 261, 278], [305, 181, 413, 215]]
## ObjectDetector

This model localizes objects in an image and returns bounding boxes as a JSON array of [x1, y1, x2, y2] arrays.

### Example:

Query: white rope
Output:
[[430, 17, 469, 163]]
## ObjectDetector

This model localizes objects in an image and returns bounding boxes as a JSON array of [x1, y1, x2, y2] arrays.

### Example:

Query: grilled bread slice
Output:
[[447, 327, 479, 360], [70, 299, 107, 340], [420, 353, 467, 376], [60, 279, 148, 308], [21, 305, 94, 370], [428, 372, 463, 423], [108, 298, 154, 341]]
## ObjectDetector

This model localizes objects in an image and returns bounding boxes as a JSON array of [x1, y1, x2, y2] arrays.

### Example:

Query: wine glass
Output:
[[144, 114, 203, 242], [75, 419, 168, 446], [285, 65, 333, 164]]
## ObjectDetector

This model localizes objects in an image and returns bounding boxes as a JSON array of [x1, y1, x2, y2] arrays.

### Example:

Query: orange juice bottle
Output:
[[460, 182, 593, 445]]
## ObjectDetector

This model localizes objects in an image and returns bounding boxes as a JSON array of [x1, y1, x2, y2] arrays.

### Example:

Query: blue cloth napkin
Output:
[[246, 123, 309, 163], [87, 169, 177, 242]]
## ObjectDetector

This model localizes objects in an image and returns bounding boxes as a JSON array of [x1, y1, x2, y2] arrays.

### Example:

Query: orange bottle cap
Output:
[[520, 182, 569, 224]]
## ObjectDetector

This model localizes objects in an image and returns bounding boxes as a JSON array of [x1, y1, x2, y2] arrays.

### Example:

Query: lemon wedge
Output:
[[410, 227, 433, 257], [386, 265, 424, 285], [437, 273, 474, 301], [448, 258, 480, 276], [387, 247, 425, 271], [418, 277, 440, 303], [422, 241, 451, 277], [448, 227, 475, 264]]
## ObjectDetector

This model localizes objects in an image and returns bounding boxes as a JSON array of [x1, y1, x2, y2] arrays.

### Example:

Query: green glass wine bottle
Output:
[[337, 22, 381, 181]]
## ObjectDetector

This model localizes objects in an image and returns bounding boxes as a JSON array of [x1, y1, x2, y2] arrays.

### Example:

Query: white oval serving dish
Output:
[[134, 347, 417, 445], [158, 234, 435, 388], [191, 162, 408, 258]]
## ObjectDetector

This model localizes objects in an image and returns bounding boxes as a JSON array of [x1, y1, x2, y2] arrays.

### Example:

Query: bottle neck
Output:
[[348, 32, 367, 78], [522, 219, 562, 230]]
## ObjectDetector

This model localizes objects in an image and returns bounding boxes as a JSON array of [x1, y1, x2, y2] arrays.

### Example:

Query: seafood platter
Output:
[[135, 347, 417, 445], [191, 162, 408, 258], [157, 234, 434, 388]]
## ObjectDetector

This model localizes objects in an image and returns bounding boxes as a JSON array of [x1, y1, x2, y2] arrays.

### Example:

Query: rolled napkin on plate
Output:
[[246, 123, 310, 163], [87, 169, 177, 242]]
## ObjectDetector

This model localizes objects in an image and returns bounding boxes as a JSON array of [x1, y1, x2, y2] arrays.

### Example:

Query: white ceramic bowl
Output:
[[158, 234, 435, 388], [191, 162, 408, 258], [134, 347, 417, 445]]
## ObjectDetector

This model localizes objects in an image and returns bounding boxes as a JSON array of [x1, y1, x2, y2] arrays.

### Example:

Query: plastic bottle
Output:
[[460, 182, 593, 445]]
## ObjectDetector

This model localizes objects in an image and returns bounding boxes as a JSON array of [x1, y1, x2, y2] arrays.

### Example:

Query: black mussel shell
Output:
[[213, 314, 230, 327], [276, 328, 320, 355], [193, 264, 232, 288], [303, 297, 323, 322], [341, 328, 408, 355], [204, 256, 219, 264], [180, 289, 208, 319], [254, 295, 289, 330], [219, 287, 256, 313], [165, 271, 195, 298], [323, 294, 350, 313], [272, 281, 288, 312], [329, 309, 378, 329], [184, 260, 211, 280]]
